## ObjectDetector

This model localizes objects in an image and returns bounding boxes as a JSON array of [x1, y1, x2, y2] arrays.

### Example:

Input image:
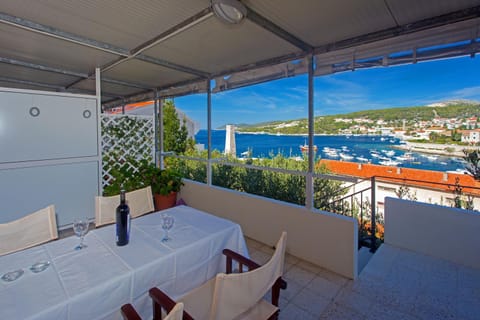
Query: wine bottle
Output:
[[116, 190, 130, 246]]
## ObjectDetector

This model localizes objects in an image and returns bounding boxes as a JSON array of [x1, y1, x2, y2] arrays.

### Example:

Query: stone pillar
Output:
[[225, 124, 236, 157]]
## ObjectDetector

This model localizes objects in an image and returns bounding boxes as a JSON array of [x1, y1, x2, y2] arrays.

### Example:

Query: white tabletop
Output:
[[0, 205, 248, 320]]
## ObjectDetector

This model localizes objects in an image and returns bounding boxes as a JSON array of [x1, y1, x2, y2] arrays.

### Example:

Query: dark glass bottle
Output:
[[116, 190, 130, 246]]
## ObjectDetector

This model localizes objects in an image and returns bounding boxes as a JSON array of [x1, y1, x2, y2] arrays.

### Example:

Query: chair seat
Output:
[[180, 276, 278, 320]]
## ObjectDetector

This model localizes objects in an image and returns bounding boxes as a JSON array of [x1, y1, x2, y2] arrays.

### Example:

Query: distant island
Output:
[[222, 100, 480, 146]]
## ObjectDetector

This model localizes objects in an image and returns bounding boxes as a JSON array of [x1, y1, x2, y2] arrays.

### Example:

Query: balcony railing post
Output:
[[370, 176, 377, 252], [207, 78, 212, 185]]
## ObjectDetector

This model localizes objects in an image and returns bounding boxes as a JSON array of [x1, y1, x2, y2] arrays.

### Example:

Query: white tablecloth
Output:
[[0, 205, 248, 320]]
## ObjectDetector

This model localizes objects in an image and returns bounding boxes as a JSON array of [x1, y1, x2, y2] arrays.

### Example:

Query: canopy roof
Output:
[[0, 0, 479, 108]]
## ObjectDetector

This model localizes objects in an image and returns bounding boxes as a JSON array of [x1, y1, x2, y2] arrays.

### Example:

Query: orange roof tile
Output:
[[107, 100, 154, 114], [318, 159, 480, 195]]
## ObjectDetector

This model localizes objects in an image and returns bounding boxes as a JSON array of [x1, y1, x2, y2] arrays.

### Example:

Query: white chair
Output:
[[0, 205, 58, 256], [121, 289, 184, 320], [152, 232, 288, 320], [95, 186, 154, 227]]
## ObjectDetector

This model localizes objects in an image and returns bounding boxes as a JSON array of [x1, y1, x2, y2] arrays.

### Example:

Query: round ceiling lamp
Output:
[[211, 0, 247, 24]]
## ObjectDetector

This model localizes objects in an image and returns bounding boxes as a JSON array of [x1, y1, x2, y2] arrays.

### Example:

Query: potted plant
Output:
[[147, 165, 184, 211]]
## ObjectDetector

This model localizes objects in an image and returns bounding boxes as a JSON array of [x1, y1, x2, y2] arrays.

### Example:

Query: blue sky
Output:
[[175, 56, 480, 129]]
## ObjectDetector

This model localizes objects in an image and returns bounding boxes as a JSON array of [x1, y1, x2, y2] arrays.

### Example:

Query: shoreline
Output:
[[392, 141, 476, 158]]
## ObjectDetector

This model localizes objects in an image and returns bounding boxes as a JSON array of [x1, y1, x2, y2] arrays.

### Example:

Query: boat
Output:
[[371, 152, 381, 158], [384, 150, 395, 157], [339, 153, 354, 160], [323, 148, 339, 158], [300, 144, 318, 152], [379, 159, 400, 166], [356, 156, 369, 162], [403, 152, 415, 161]]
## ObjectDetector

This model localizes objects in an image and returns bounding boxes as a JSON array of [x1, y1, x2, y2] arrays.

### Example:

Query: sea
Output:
[[194, 129, 467, 173]]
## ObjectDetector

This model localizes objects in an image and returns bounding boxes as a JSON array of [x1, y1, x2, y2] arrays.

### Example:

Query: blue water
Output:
[[194, 130, 466, 172]]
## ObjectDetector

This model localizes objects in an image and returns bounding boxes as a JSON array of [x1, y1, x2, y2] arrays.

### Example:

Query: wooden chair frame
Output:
[[120, 249, 287, 320]]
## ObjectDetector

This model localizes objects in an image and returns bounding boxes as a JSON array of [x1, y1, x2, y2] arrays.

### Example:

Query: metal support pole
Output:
[[159, 97, 165, 170], [154, 90, 159, 166], [95, 67, 102, 196], [370, 176, 377, 252], [207, 79, 212, 185], [305, 55, 314, 209]]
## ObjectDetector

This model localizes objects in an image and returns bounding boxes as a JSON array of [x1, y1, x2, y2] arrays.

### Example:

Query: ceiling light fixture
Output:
[[211, 0, 247, 24]]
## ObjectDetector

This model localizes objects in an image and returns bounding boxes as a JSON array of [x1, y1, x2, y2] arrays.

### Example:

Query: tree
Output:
[[162, 100, 192, 154], [463, 149, 480, 181]]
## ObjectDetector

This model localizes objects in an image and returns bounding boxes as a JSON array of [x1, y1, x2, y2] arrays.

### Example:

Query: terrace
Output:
[[1, 1, 480, 319]]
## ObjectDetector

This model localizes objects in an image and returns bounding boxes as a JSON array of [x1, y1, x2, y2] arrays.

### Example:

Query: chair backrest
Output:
[[164, 302, 184, 320], [0, 205, 58, 256], [95, 186, 154, 227], [211, 232, 287, 320]]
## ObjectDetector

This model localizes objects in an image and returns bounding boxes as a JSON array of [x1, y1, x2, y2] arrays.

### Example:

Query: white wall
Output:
[[0, 87, 100, 227], [385, 197, 480, 269], [180, 180, 358, 279]]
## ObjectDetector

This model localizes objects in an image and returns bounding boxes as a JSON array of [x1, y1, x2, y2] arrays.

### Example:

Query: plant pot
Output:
[[154, 192, 177, 211]]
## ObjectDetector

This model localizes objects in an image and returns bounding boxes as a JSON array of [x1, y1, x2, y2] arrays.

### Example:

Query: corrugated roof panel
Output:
[[144, 17, 299, 75], [71, 79, 143, 97], [102, 59, 195, 88], [387, 0, 480, 25], [0, 81, 56, 92], [314, 18, 480, 76], [0, 0, 211, 49], [244, 0, 395, 47], [0, 24, 118, 73], [0, 63, 79, 86]]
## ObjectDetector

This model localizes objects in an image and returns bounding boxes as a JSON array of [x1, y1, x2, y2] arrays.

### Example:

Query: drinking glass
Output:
[[73, 218, 89, 250], [161, 214, 174, 242]]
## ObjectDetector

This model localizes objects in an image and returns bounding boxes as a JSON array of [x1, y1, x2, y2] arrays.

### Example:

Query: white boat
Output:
[[356, 156, 369, 162], [425, 155, 438, 161], [403, 152, 415, 161], [384, 150, 395, 157], [325, 151, 339, 158], [379, 159, 400, 166], [340, 153, 354, 160], [240, 151, 250, 157]]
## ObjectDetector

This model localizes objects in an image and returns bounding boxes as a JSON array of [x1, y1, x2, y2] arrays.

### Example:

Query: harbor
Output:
[[195, 130, 470, 173]]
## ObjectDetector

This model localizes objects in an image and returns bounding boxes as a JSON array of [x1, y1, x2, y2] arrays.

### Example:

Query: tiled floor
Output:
[[245, 237, 480, 320]]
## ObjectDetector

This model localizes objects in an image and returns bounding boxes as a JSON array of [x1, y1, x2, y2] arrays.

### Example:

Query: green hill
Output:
[[234, 101, 480, 134]]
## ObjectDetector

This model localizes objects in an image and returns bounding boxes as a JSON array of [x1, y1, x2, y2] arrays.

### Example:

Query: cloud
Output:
[[450, 86, 480, 100]]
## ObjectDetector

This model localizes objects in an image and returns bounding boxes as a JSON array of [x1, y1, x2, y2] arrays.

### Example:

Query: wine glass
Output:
[[73, 217, 89, 250], [161, 214, 174, 242]]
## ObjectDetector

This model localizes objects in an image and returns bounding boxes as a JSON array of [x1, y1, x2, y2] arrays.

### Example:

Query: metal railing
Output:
[[326, 177, 377, 252], [164, 153, 480, 253], [326, 175, 480, 252]]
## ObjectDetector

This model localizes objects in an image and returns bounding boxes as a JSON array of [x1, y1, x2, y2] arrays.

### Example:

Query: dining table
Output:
[[0, 205, 248, 320]]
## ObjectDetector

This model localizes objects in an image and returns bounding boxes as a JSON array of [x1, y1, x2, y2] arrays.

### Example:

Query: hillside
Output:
[[233, 101, 480, 135]]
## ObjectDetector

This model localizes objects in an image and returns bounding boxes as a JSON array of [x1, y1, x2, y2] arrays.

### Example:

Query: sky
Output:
[[175, 56, 480, 129]]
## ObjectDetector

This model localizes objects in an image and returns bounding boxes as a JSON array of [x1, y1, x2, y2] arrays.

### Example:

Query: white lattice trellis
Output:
[[101, 114, 155, 188]]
